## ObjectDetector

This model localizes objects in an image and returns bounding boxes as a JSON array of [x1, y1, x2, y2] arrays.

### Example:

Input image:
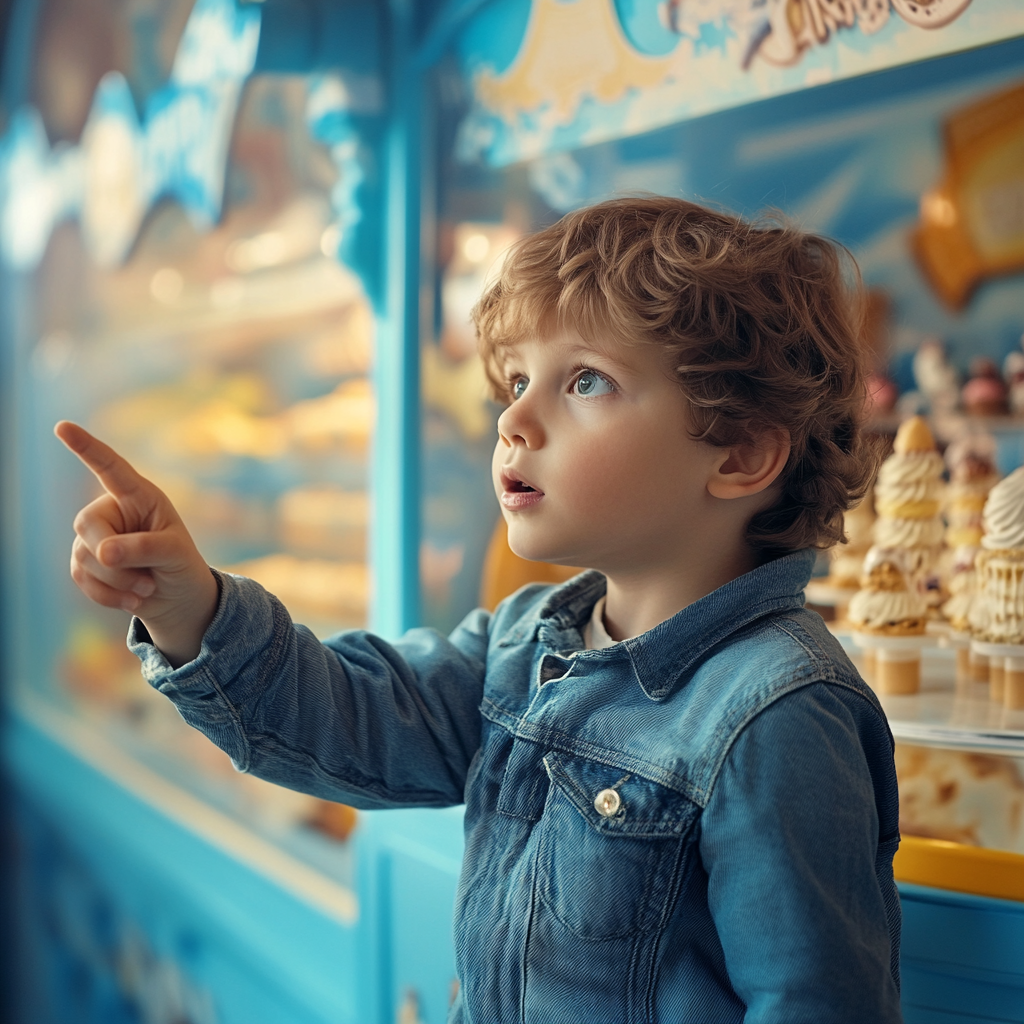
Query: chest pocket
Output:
[[536, 751, 700, 940]]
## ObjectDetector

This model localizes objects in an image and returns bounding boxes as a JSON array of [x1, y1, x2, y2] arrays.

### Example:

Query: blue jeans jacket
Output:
[[131, 548, 903, 1024]]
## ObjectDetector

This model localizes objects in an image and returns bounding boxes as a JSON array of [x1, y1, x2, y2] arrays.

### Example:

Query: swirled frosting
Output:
[[849, 588, 927, 630], [843, 495, 875, 549], [982, 466, 1024, 551], [874, 451, 945, 518], [941, 547, 978, 629], [874, 516, 945, 549], [849, 546, 928, 630]]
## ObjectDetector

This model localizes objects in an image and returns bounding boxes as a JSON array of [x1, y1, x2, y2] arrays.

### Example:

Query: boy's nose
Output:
[[497, 401, 544, 450]]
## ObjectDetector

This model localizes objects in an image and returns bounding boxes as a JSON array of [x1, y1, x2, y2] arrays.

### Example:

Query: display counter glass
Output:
[[6, 0, 370, 876]]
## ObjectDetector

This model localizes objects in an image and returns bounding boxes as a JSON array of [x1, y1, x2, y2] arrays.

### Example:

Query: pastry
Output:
[[961, 358, 1008, 416], [974, 466, 1024, 708], [849, 546, 929, 695], [974, 466, 1024, 645], [942, 545, 980, 633], [873, 416, 946, 604], [943, 431, 998, 550], [849, 547, 929, 637], [826, 489, 875, 590]]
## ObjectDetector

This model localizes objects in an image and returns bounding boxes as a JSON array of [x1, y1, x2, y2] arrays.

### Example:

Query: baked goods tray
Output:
[[835, 632, 1024, 755]]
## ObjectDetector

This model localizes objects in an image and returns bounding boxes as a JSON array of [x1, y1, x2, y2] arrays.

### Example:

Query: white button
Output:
[[594, 788, 621, 817]]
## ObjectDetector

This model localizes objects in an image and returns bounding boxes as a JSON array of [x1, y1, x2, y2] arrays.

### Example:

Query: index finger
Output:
[[54, 421, 147, 499]]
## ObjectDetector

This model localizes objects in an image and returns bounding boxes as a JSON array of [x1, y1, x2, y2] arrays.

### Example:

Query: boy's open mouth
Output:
[[500, 469, 544, 509], [501, 468, 542, 494]]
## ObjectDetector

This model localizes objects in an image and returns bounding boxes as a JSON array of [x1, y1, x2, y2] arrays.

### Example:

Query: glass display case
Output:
[[11, 24, 371, 871], [2, 0, 1024, 1021]]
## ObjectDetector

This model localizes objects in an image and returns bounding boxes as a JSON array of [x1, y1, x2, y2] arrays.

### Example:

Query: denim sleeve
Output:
[[699, 683, 902, 1024], [128, 570, 489, 809]]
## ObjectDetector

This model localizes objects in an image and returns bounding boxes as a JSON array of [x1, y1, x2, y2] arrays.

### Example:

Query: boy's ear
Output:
[[707, 429, 791, 500]]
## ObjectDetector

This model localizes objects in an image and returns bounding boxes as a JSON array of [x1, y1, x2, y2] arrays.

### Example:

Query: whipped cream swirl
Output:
[[875, 451, 944, 514], [982, 466, 1024, 550], [849, 588, 927, 630]]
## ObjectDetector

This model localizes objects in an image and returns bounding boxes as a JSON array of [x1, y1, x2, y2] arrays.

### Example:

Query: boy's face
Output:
[[492, 327, 724, 574]]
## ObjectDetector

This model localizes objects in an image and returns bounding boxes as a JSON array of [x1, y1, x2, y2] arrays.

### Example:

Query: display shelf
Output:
[[12, 689, 359, 926], [839, 636, 1024, 755], [4, 696, 364, 1024]]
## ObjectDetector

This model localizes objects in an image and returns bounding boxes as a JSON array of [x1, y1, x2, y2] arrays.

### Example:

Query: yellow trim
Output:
[[894, 835, 1024, 902]]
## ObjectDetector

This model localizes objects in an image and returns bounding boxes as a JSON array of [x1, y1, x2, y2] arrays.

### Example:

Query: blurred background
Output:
[[0, 1, 1023, 1022]]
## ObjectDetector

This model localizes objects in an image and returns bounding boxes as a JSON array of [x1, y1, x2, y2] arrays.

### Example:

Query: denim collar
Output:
[[514, 548, 816, 701]]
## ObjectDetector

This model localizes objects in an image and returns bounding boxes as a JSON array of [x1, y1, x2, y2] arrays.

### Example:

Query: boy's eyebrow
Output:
[[501, 334, 649, 378], [555, 337, 645, 374]]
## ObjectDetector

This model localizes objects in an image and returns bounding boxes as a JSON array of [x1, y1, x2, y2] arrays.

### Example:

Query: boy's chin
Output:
[[506, 528, 579, 567]]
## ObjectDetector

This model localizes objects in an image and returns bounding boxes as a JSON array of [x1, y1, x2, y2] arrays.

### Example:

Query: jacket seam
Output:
[[482, 697, 706, 802], [246, 731, 463, 806], [699, 673, 896, 805], [199, 663, 253, 771]]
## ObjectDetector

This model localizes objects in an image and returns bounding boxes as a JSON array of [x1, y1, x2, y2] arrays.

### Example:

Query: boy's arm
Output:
[[131, 569, 489, 809], [56, 420, 488, 807], [699, 684, 903, 1024]]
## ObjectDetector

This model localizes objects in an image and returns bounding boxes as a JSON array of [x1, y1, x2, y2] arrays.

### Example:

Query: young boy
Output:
[[58, 197, 903, 1023]]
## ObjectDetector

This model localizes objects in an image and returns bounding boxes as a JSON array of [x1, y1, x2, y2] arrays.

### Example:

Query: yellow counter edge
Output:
[[894, 835, 1024, 902]]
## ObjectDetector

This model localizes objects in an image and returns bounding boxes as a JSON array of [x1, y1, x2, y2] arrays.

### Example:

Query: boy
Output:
[[58, 197, 903, 1023]]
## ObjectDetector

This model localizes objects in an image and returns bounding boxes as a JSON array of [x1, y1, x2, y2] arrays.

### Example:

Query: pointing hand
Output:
[[55, 421, 219, 668]]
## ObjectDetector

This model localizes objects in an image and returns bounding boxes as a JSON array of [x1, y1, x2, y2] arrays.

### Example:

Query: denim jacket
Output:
[[131, 548, 903, 1024]]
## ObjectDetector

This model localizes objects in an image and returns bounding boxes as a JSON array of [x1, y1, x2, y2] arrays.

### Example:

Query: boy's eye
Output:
[[572, 371, 614, 397], [511, 377, 528, 400]]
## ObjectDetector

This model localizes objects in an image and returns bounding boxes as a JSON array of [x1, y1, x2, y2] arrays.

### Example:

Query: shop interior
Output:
[[0, 0, 1022, 1021]]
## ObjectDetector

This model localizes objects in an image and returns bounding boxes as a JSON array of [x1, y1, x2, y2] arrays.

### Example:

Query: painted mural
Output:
[[456, 0, 1024, 165], [913, 80, 1024, 309], [426, 41, 1024, 630]]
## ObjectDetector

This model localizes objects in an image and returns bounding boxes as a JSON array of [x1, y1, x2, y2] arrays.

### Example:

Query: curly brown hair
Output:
[[473, 196, 879, 555]]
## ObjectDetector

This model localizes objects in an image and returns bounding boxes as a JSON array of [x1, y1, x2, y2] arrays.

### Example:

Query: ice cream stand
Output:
[[1, 0, 1024, 1021]]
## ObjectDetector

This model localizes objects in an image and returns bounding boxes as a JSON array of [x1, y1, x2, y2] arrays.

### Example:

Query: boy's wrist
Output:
[[139, 568, 220, 669]]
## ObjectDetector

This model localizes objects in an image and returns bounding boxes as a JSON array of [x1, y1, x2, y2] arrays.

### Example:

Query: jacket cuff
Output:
[[126, 568, 275, 697]]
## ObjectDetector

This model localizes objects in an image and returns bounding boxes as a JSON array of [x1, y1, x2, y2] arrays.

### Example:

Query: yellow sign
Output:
[[914, 80, 1024, 309]]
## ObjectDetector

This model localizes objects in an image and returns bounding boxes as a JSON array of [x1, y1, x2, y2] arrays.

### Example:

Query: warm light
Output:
[[921, 191, 957, 228], [150, 266, 184, 304], [210, 276, 245, 308], [462, 233, 490, 263], [226, 230, 289, 272], [31, 330, 74, 377], [320, 225, 341, 258]]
